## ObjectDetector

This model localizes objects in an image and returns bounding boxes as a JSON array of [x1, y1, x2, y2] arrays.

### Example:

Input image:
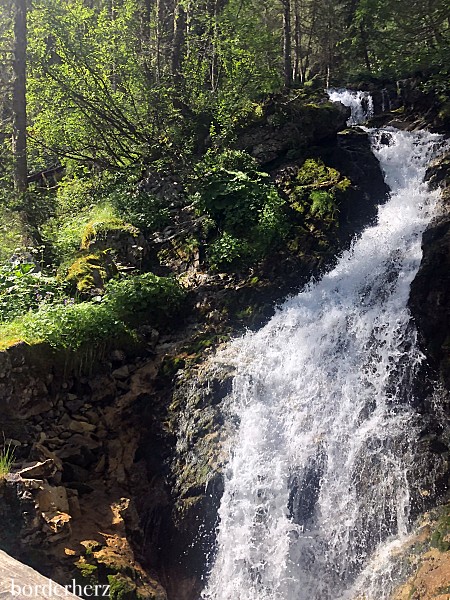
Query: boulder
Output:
[[0, 549, 81, 599]]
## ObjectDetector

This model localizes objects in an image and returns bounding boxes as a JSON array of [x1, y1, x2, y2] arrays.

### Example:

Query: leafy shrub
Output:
[[22, 302, 127, 350], [0, 207, 27, 263], [285, 158, 351, 226], [108, 180, 171, 233], [192, 149, 278, 235], [0, 270, 185, 351], [0, 262, 68, 322], [105, 272, 185, 324], [192, 150, 288, 270], [42, 212, 90, 265], [208, 232, 252, 270]]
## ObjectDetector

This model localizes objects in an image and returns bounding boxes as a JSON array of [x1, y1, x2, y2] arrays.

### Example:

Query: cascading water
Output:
[[201, 91, 446, 600], [328, 88, 374, 125]]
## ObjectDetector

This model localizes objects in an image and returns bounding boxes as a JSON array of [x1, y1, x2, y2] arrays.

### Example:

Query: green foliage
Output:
[[0, 271, 185, 351], [21, 301, 127, 350], [27, 0, 184, 170], [107, 575, 136, 600], [0, 207, 27, 263], [105, 272, 186, 324], [339, 0, 450, 79], [193, 150, 269, 231], [285, 158, 351, 227], [208, 232, 252, 270], [0, 262, 68, 322], [193, 150, 287, 270], [81, 206, 138, 250], [106, 176, 171, 233], [75, 561, 98, 583], [0, 442, 15, 479], [430, 506, 450, 553], [42, 201, 135, 266]]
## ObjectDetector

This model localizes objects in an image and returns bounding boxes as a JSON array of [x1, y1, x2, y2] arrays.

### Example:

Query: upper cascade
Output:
[[328, 88, 374, 125]]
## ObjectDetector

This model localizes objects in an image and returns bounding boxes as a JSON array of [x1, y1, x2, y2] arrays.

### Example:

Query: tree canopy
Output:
[[0, 0, 448, 185]]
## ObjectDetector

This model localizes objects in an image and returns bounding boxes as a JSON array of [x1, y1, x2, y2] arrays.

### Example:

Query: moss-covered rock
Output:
[[66, 251, 117, 294], [234, 92, 350, 166]]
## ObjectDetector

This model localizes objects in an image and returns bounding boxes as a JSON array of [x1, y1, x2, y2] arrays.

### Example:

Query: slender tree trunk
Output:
[[12, 0, 27, 194], [293, 0, 301, 83], [359, 23, 371, 72], [140, 0, 154, 83], [156, 0, 163, 81], [282, 0, 292, 88], [171, 1, 186, 80]]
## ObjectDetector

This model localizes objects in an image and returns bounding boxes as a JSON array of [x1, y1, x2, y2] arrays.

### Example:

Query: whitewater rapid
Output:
[[201, 93, 445, 600]]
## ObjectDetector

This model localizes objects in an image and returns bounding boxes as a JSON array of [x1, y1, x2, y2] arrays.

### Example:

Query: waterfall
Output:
[[328, 89, 374, 125], [201, 91, 445, 600]]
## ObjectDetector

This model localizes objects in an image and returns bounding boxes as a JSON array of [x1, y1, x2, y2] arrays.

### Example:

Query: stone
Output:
[[67, 491, 82, 519], [42, 511, 71, 537], [88, 376, 117, 403], [36, 484, 70, 513], [112, 365, 130, 380], [18, 459, 57, 480], [66, 397, 85, 413], [110, 349, 126, 363], [68, 420, 96, 434], [57, 434, 101, 468], [80, 539, 103, 554], [0, 550, 80, 599]]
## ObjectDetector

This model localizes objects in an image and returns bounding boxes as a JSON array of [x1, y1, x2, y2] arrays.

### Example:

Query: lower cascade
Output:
[[201, 106, 446, 599]]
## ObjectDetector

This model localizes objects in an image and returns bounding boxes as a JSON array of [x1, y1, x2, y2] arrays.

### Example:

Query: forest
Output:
[[0, 2, 450, 600], [0, 0, 448, 349]]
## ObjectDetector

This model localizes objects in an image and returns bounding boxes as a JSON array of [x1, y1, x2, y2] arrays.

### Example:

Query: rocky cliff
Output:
[[0, 96, 393, 600], [0, 87, 448, 600]]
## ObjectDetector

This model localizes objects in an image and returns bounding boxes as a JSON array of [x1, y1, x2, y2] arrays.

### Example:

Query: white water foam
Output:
[[201, 93, 445, 600], [328, 88, 374, 125]]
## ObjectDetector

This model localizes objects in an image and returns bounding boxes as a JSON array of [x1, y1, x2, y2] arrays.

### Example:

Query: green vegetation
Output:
[[107, 575, 137, 600], [430, 505, 450, 552], [0, 0, 446, 354], [0, 442, 15, 479], [66, 252, 115, 294], [192, 150, 288, 270], [0, 262, 68, 322], [0, 272, 185, 351], [285, 159, 351, 227]]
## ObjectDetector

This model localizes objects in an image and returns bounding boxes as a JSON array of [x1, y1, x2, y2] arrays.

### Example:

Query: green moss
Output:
[[75, 560, 98, 583], [280, 158, 351, 235], [81, 215, 138, 250], [66, 251, 116, 293], [160, 355, 186, 377], [107, 575, 137, 600], [430, 506, 450, 552]]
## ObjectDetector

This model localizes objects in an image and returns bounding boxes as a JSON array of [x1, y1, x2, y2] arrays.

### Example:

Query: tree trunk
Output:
[[359, 23, 371, 72], [293, 0, 300, 83], [171, 1, 186, 80], [282, 0, 292, 88], [12, 0, 27, 194]]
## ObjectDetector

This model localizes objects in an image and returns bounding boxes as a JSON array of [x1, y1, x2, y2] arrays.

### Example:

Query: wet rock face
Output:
[[158, 360, 234, 600], [410, 152, 450, 388], [318, 127, 390, 243]]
